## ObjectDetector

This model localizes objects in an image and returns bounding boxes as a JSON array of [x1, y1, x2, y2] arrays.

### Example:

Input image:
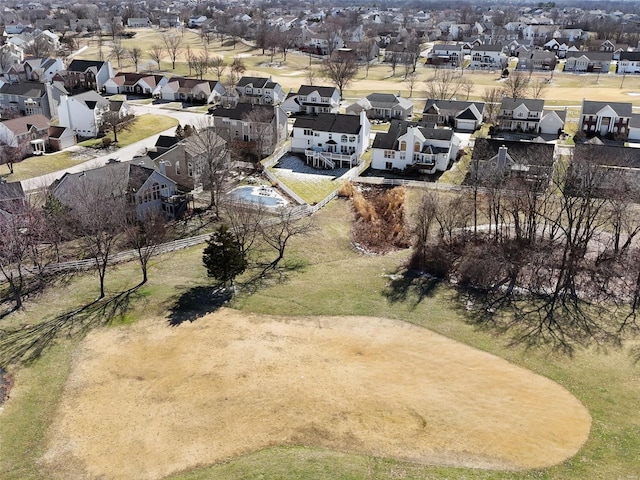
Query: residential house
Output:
[[3, 63, 26, 84], [0, 82, 54, 119], [154, 77, 225, 104], [578, 99, 632, 140], [56, 59, 115, 92], [564, 51, 613, 73], [522, 24, 556, 45], [516, 50, 557, 71], [468, 138, 555, 186], [470, 45, 508, 70], [428, 43, 462, 67], [234, 76, 286, 105], [58, 90, 110, 138], [47, 125, 76, 151], [543, 38, 581, 58], [598, 40, 616, 52], [290, 112, 371, 169], [0, 114, 49, 157], [0, 181, 26, 214], [127, 18, 152, 28], [422, 99, 485, 131], [141, 130, 229, 192], [159, 13, 181, 28], [189, 16, 208, 28], [22, 57, 65, 83], [539, 109, 567, 136], [296, 85, 340, 114], [207, 103, 288, 158], [52, 162, 181, 220], [346, 93, 414, 121], [617, 51, 640, 74], [103, 72, 169, 96], [371, 119, 461, 174], [630, 115, 640, 143], [497, 98, 545, 132]]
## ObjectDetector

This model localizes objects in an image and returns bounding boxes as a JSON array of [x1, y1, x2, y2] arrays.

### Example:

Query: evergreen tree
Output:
[[202, 225, 247, 288]]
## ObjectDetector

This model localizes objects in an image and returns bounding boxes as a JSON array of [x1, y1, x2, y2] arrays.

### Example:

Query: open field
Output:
[[1, 179, 640, 480], [76, 29, 640, 106], [41, 309, 590, 480]]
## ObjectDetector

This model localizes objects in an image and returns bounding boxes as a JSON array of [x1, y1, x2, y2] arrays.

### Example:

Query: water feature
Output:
[[228, 185, 287, 207]]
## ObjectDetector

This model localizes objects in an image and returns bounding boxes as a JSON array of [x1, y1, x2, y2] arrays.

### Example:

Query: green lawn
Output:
[[1, 114, 179, 183], [1, 198, 639, 480]]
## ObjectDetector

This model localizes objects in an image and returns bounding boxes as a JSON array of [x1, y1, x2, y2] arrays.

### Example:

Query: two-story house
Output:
[[0, 113, 49, 157], [372, 119, 461, 174], [207, 103, 288, 159], [429, 43, 462, 67], [422, 99, 485, 131], [497, 98, 545, 132], [291, 111, 371, 169], [516, 50, 557, 71], [234, 76, 286, 105], [0, 82, 54, 119], [617, 52, 640, 74], [55, 59, 115, 93], [103, 72, 169, 96], [296, 85, 340, 114], [57, 90, 110, 138], [578, 100, 632, 139], [154, 77, 226, 104], [564, 51, 613, 73], [346, 93, 414, 121], [52, 162, 181, 220], [470, 45, 508, 70], [23, 57, 65, 83]]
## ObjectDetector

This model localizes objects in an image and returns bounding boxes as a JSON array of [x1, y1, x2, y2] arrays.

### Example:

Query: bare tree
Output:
[[192, 53, 211, 80], [529, 77, 548, 99], [388, 51, 400, 76], [161, 32, 182, 70], [105, 17, 123, 40], [321, 51, 359, 99], [424, 69, 465, 100], [210, 56, 226, 81], [228, 57, 246, 87], [259, 207, 315, 272], [110, 40, 126, 69], [100, 111, 136, 144], [193, 122, 232, 217], [404, 72, 418, 97], [128, 46, 142, 72], [147, 44, 165, 72], [0, 140, 20, 175], [25, 35, 51, 57], [185, 44, 194, 76], [306, 66, 317, 86], [482, 87, 502, 124], [122, 209, 167, 285], [502, 70, 530, 99]]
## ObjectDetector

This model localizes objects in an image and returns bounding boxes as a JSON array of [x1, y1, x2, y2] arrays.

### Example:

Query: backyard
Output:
[[0, 199, 639, 480]]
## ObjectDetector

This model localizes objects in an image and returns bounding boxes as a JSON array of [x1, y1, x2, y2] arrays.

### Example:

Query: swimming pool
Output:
[[228, 185, 287, 207]]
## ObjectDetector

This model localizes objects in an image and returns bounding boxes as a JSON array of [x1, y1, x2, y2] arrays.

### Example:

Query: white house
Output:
[[346, 93, 414, 121], [103, 72, 169, 95], [617, 52, 640, 74], [539, 109, 566, 136], [188, 16, 208, 28], [296, 85, 340, 114], [153, 77, 226, 104], [23, 57, 65, 83], [470, 45, 508, 70], [629, 114, 640, 142], [371, 119, 461, 174], [58, 90, 110, 138], [291, 111, 371, 169], [429, 43, 463, 66]]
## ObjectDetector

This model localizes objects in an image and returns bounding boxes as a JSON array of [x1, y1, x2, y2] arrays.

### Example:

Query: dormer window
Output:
[[400, 141, 406, 151]]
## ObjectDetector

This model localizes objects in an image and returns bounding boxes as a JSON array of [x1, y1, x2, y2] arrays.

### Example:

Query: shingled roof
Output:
[[293, 113, 362, 135]]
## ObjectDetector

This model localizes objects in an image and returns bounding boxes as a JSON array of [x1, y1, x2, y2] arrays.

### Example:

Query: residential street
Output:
[[20, 103, 207, 192]]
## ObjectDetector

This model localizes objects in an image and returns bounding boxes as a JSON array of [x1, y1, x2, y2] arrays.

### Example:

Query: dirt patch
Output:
[[41, 309, 591, 480]]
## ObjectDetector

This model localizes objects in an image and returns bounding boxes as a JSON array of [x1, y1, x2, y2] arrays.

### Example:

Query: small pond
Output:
[[228, 185, 287, 207]]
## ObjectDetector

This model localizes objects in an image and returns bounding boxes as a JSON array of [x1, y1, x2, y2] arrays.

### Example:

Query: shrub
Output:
[[101, 137, 112, 148]]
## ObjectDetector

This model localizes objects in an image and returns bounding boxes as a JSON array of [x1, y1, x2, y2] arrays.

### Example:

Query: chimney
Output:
[[497, 145, 508, 169]]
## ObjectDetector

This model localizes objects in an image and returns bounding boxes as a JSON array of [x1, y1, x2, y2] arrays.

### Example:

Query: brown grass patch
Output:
[[41, 309, 591, 480]]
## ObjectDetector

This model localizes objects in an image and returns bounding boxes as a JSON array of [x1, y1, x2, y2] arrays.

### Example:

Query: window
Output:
[[384, 150, 394, 158], [385, 162, 393, 170], [349, 136, 355, 142], [303, 129, 313, 136], [399, 152, 406, 160], [176, 161, 181, 175], [341, 135, 348, 142], [414, 142, 420, 152], [400, 141, 406, 151], [151, 182, 161, 200], [187, 162, 194, 177]]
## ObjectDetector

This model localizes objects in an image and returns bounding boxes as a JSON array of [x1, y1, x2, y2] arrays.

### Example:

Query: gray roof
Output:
[[365, 93, 413, 110], [293, 113, 361, 135], [0, 181, 25, 202], [208, 103, 274, 121], [543, 109, 567, 122], [581, 100, 632, 117], [297, 85, 338, 97], [372, 119, 453, 150], [566, 51, 614, 61], [423, 99, 485, 116], [0, 82, 47, 97], [500, 98, 544, 112], [620, 51, 640, 62], [471, 138, 555, 167]]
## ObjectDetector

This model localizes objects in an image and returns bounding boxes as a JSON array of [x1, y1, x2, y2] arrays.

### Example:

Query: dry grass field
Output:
[[75, 29, 640, 106], [40, 309, 590, 480]]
